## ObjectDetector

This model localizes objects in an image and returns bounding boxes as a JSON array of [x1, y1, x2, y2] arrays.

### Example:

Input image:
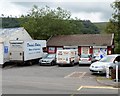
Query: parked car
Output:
[[79, 54, 96, 65], [89, 54, 120, 74], [39, 54, 56, 66]]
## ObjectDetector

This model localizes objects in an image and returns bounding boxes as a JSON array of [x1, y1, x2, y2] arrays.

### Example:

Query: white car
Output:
[[89, 54, 120, 74]]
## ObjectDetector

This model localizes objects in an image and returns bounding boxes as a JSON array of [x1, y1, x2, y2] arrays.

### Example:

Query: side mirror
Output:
[[114, 61, 118, 64]]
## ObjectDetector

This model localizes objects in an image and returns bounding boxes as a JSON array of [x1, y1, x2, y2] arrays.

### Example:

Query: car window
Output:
[[115, 56, 120, 62], [43, 53, 48, 58], [100, 56, 116, 62]]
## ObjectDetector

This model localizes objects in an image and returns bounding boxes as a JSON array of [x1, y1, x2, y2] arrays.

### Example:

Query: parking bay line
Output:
[[64, 71, 76, 78], [79, 72, 86, 78], [64, 72, 86, 78], [77, 86, 119, 91]]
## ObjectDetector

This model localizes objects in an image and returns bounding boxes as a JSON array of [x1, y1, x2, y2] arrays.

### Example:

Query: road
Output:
[[2, 64, 119, 95]]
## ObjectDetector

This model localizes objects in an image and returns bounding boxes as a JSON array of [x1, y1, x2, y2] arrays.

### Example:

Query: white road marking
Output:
[[64, 71, 76, 78], [79, 72, 86, 78], [64, 72, 86, 78]]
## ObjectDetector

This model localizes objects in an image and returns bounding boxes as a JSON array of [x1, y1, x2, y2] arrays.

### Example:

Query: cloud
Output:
[[6, 0, 116, 2], [0, 0, 115, 22], [72, 12, 104, 22], [0, 0, 28, 17]]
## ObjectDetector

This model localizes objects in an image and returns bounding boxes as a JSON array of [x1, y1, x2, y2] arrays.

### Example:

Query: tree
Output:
[[106, 1, 120, 53], [19, 5, 74, 39], [19, 5, 99, 40]]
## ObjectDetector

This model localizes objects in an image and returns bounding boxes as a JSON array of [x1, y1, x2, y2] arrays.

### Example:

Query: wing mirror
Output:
[[114, 61, 118, 64]]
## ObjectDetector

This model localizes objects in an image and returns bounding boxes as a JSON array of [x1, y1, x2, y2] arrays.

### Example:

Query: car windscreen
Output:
[[100, 56, 116, 62], [47, 54, 55, 58], [81, 54, 89, 58]]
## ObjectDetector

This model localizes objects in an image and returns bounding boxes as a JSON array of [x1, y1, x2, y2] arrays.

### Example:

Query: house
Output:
[[47, 34, 114, 60], [0, 27, 32, 66]]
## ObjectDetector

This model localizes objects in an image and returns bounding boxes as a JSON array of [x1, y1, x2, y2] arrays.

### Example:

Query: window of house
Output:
[[48, 47, 55, 53], [56, 47, 63, 51]]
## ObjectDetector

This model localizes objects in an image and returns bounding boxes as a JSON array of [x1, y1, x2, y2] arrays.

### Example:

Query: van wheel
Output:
[[29, 61, 33, 66], [71, 61, 74, 66], [58, 64, 62, 67]]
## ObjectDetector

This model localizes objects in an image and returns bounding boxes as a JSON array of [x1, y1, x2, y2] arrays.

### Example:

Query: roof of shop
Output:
[[47, 34, 114, 46]]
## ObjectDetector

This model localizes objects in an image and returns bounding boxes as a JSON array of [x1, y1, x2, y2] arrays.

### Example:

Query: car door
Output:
[[114, 56, 120, 69], [110, 56, 120, 69]]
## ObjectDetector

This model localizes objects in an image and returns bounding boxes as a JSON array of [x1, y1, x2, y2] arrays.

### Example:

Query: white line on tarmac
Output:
[[79, 72, 86, 78], [64, 72, 86, 78], [64, 71, 76, 78]]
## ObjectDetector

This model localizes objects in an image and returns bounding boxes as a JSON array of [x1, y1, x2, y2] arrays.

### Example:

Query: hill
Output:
[[94, 22, 108, 34]]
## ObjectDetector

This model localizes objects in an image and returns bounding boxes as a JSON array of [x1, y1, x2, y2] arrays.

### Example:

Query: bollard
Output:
[[106, 66, 110, 79], [116, 64, 118, 82]]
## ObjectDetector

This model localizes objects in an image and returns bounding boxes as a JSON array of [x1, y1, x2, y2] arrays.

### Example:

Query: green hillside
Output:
[[94, 22, 108, 34]]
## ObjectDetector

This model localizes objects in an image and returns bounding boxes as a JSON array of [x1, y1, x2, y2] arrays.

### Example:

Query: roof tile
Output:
[[47, 34, 113, 46]]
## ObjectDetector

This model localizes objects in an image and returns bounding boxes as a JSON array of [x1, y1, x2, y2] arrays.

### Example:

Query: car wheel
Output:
[[109, 67, 113, 76], [51, 61, 54, 66], [39, 63, 41, 66], [71, 61, 74, 66]]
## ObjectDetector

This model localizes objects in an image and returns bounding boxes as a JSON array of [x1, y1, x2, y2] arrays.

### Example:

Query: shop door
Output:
[[81, 47, 89, 54], [93, 48, 107, 60]]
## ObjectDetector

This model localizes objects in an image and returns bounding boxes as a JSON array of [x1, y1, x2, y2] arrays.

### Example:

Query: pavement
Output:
[[96, 76, 120, 88]]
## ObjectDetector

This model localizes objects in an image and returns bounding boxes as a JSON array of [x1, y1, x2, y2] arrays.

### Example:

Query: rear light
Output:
[[88, 58, 91, 61]]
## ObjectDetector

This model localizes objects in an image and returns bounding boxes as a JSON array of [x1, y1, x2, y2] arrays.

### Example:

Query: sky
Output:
[[0, 0, 116, 22]]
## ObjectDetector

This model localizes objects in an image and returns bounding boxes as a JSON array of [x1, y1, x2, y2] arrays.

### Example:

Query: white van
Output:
[[9, 40, 46, 65], [56, 49, 79, 66]]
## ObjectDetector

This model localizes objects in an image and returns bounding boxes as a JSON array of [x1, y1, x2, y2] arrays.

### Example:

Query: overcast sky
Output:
[[0, 0, 116, 22]]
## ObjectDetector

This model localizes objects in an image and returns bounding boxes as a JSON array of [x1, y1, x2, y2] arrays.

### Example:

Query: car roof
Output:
[[107, 54, 120, 57]]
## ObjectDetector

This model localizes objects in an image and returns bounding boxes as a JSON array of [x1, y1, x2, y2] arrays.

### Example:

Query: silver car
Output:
[[89, 54, 120, 74], [39, 54, 56, 66]]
